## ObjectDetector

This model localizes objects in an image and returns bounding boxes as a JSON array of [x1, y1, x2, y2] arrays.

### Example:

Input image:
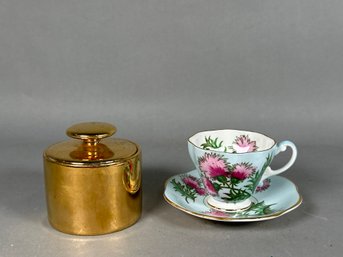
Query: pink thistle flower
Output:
[[203, 177, 217, 196], [203, 210, 229, 217], [182, 176, 200, 189], [182, 176, 206, 196], [256, 179, 271, 192], [198, 153, 229, 178], [232, 135, 258, 153], [231, 163, 256, 180], [195, 188, 206, 195]]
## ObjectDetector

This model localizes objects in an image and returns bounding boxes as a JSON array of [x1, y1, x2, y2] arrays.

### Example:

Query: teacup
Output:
[[188, 129, 297, 212]]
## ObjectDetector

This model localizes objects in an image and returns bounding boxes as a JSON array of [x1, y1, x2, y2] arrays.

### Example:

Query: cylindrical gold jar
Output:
[[43, 122, 141, 235]]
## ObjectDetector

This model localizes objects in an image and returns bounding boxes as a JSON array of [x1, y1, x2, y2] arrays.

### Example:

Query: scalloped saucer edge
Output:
[[163, 169, 302, 222]]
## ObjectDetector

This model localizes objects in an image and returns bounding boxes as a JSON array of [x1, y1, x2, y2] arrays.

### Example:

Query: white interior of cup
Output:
[[189, 129, 275, 153]]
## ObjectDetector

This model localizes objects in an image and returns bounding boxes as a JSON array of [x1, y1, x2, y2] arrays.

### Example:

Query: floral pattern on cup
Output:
[[171, 147, 274, 205], [201, 134, 258, 153], [232, 135, 258, 153], [231, 163, 255, 180], [202, 177, 217, 196], [256, 179, 271, 193], [198, 153, 229, 178], [196, 153, 273, 202], [198, 153, 256, 201]]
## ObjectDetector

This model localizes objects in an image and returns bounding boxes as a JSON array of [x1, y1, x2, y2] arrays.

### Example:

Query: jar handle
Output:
[[66, 122, 116, 144]]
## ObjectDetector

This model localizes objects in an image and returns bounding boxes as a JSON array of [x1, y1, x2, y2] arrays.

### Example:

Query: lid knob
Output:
[[66, 122, 116, 143]]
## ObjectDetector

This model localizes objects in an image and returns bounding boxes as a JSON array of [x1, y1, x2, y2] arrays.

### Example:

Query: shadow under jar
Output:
[[43, 122, 142, 235]]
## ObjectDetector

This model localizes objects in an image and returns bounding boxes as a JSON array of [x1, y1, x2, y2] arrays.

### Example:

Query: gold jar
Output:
[[43, 122, 141, 235]]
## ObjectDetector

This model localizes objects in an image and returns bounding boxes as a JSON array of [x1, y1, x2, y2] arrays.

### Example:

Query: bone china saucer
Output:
[[163, 170, 302, 222]]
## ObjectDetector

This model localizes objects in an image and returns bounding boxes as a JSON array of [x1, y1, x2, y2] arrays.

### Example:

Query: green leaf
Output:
[[246, 154, 273, 194], [217, 176, 227, 183], [240, 201, 276, 216], [222, 188, 251, 202], [200, 136, 224, 149], [171, 179, 197, 204], [212, 182, 221, 191], [231, 177, 240, 185]]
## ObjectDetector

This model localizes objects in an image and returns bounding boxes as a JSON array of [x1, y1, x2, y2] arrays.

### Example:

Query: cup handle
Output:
[[261, 140, 297, 181]]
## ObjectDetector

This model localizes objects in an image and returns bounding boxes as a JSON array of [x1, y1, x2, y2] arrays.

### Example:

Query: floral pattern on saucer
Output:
[[164, 170, 302, 222]]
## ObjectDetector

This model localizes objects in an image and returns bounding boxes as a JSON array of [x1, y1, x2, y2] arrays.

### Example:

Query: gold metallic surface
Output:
[[44, 138, 138, 167], [43, 122, 142, 235], [66, 122, 117, 141]]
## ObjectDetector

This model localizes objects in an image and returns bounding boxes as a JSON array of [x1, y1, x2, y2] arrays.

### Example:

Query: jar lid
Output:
[[44, 122, 139, 167]]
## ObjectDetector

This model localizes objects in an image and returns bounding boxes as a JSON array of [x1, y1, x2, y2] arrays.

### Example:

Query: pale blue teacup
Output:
[[188, 129, 297, 212]]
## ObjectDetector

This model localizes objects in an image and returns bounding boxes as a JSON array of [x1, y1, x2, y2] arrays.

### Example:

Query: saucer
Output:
[[163, 170, 302, 222]]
